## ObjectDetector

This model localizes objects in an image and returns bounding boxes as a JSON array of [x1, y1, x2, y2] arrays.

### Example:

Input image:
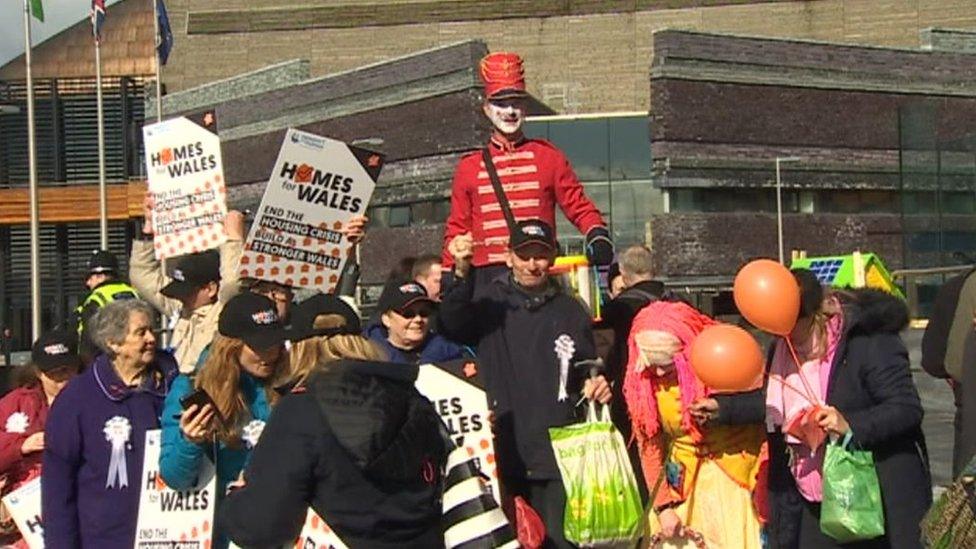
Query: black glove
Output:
[[585, 226, 614, 266]]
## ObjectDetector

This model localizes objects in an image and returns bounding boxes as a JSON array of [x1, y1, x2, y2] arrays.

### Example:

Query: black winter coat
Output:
[[439, 272, 597, 480], [220, 359, 451, 549], [717, 290, 932, 549]]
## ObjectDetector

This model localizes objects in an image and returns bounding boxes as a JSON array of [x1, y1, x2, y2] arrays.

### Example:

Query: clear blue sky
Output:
[[0, 0, 123, 68]]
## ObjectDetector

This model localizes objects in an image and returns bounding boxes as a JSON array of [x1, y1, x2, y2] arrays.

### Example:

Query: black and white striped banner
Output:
[[442, 446, 519, 549]]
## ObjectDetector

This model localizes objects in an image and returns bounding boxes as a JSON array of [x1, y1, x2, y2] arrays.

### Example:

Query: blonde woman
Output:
[[159, 293, 289, 549], [221, 293, 451, 548]]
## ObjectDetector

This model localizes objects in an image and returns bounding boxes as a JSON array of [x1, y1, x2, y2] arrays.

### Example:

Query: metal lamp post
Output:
[[775, 156, 801, 264]]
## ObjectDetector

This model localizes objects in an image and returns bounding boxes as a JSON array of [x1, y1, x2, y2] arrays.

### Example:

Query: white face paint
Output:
[[483, 98, 526, 137]]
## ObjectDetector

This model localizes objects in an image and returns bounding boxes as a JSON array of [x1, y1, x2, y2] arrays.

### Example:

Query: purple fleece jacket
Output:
[[42, 352, 177, 549]]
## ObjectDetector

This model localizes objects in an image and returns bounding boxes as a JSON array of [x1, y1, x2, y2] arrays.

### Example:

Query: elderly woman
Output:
[[364, 279, 464, 365], [220, 293, 451, 547], [42, 299, 177, 549]]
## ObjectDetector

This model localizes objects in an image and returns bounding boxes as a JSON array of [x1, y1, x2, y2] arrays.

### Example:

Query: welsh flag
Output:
[[30, 0, 43, 22]]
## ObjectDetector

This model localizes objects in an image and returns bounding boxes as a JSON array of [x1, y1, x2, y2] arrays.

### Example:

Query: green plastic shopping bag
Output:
[[819, 433, 885, 543], [549, 403, 643, 547]]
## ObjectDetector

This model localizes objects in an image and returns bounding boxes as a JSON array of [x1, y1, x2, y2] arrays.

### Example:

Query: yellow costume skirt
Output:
[[644, 461, 762, 549]]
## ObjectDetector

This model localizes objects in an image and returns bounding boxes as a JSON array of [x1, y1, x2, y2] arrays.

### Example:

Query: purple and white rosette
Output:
[[554, 334, 576, 402], [103, 416, 132, 489]]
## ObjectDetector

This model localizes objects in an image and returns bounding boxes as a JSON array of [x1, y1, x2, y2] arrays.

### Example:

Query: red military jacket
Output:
[[442, 135, 606, 268], [0, 385, 47, 491]]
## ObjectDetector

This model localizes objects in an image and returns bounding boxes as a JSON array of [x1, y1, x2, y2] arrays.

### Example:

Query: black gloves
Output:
[[585, 226, 614, 266]]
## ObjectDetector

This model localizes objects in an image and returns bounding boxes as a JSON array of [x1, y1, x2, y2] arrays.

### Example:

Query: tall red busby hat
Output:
[[480, 52, 527, 100]]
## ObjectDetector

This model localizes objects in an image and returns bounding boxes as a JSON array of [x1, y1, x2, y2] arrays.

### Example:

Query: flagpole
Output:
[[23, 0, 41, 342], [94, 31, 108, 249], [152, 0, 162, 122]]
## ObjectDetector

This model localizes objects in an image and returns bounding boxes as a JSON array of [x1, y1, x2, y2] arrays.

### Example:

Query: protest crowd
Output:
[[0, 50, 970, 549]]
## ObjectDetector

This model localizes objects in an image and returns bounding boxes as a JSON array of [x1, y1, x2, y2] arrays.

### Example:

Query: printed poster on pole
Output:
[[134, 430, 217, 548], [240, 129, 383, 291], [416, 359, 500, 503], [2, 477, 43, 548], [143, 116, 228, 259]]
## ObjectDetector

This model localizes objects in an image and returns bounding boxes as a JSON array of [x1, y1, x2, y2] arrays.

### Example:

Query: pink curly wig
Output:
[[624, 300, 717, 443]]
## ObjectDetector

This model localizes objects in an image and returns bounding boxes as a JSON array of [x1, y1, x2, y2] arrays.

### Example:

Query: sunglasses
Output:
[[395, 306, 434, 319]]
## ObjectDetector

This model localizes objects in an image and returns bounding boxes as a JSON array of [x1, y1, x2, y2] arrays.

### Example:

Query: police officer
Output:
[[73, 250, 138, 363]]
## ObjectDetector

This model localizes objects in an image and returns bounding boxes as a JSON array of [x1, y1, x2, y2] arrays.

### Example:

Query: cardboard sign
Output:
[[143, 117, 228, 259], [134, 430, 217, 548], [240, 129, 382, 291], [2, 477, 43, 548], [292, 510, 349, 549], [415, 360, 500, 503]]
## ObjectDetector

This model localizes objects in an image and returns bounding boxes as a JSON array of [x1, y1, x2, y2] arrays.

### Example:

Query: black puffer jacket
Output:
[[766, 290, 931, 549], [714, 290, 931, 548], [220, 359, 450, 549]]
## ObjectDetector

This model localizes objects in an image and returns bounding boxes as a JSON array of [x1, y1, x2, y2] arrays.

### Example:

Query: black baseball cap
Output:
[[218, 293, 287, 350], [161, 250, 221, 299], [509, 219, 556, 252], [289, 293, 362, 342], [88, 250, 118, 275], [377, 280, 434, 315], [31, 330, 82, 372]]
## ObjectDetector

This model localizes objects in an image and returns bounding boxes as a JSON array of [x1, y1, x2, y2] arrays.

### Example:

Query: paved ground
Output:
[[904, 328, 955, 487]]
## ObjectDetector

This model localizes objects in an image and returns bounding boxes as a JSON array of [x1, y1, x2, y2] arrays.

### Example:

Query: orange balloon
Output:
[[733, 259, 800, 336], [689, 324, 764, 392]]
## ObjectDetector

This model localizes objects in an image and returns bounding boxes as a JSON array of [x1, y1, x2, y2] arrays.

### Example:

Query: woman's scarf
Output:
[[765, 311, 844, 502], [624, 301, 717, 443]]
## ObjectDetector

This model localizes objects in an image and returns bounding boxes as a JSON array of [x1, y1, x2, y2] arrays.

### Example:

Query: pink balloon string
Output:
[[783, 336, 820, 404]]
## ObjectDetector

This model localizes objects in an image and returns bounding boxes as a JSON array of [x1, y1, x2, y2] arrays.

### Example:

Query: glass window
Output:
[[524, 120, 549, 140], [666, 188, 798, 213], [817, 190, 898, 214], [410, 202, 437, 226], [388, 205, 410, 227], [941, 191, 976, 214], [608, 117, 651, 181], [368, 206, 390, 228], [669, 189, 698, 213], [548, 119, 609, 182], [610, 180, 662, 247], [434, 198, 452, 222], [903, 191, 939, 214]]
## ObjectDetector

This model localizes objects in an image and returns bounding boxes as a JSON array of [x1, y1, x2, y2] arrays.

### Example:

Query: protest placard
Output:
[[416, 359, 500, 503], [291, 510, 349, 549], [134, 430, 216, 548], [143, 116, 228, 260], [2, 477, 43, 548], [240, 129, 383, 291]]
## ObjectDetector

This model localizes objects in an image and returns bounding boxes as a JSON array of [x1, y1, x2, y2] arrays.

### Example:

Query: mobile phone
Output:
[[180, 388, 215, 412], [177, 388, 225, 424]]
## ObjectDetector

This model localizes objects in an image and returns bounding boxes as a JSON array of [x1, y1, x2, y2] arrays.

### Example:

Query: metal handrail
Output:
[[891, 265, 975, 278]]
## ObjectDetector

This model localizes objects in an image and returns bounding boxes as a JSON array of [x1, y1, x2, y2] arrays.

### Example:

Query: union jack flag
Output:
[[91, 0, 105, 43]]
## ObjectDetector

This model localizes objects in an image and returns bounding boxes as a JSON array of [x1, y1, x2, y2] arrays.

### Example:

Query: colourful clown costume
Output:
[[624, 301, 767, 548]]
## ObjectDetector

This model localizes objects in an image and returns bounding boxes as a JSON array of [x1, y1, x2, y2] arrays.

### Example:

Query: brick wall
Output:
[[648, 212, 906, 277], [153, 0, 976, 113]]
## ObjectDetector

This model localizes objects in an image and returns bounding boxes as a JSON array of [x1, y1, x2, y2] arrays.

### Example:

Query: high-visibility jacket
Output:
[[75, 281, 138, 335]]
